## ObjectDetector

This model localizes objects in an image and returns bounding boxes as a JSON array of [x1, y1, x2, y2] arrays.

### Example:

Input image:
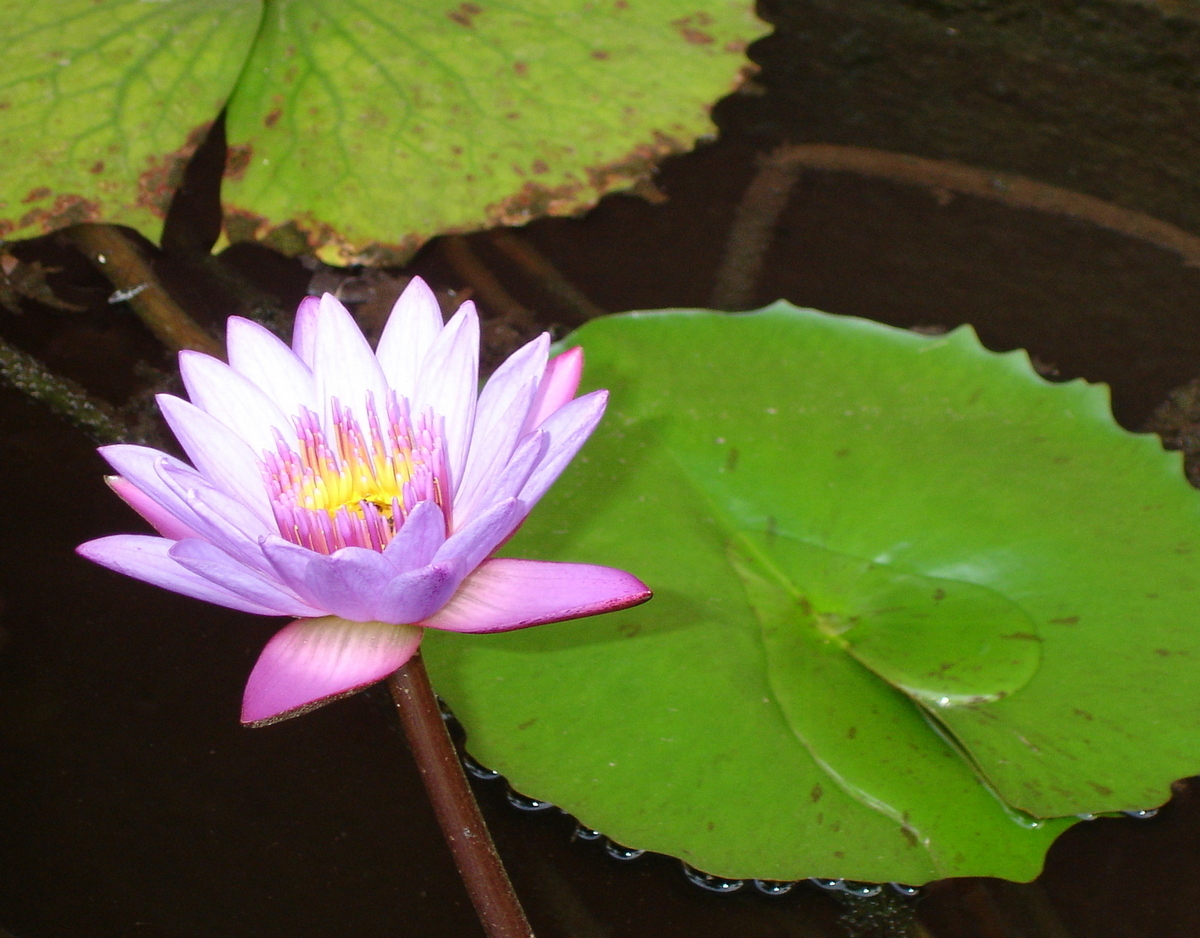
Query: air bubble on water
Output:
[[842, 881, 883, 897], [811, 878, 844, 891], [1123, 808, 1159, 819], [462, 753, 501, 780], [1076, 813, 1098, 821], [604, 840, 645, 861], [889, 883, 921, 897], [680, 862, 745, 893], [753, 880, 796, 896], [573, 824, 603, 841], [505, 788, 555, 812]]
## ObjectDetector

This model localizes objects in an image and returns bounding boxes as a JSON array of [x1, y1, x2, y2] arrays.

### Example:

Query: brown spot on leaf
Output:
[[1050, 615, 1079, 625], [1073, 708, 1094, 721], [224, 144, 253, 181], [137, 122, 212, 218], [846, 726, 857, 739], [513, 61, 527, 76], [617, 621, 642, 638], [264, 108, 282, 128], [22, 187, 51, 204], [448, 2, 482, 26], [706, 820, 715, 831], [673, 12, 715, 44], [89, 161, 104, 174], [591, 49, 610, 59], [1090, 782, 1113, 796], [900, 826, 919, 848], [810, 784, 823, 803], [16, 192, 100, 233], [517, 717, 537, 730], [531, 160, 549, 175], [223, 204, 424, 267]]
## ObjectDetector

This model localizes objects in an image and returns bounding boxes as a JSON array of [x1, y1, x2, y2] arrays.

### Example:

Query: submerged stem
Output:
[[388, 655, 535, 938], [65, 224, 224, 358]]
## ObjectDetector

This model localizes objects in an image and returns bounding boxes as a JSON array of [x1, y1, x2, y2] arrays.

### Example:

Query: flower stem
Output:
[[388, 655, 535, 938]]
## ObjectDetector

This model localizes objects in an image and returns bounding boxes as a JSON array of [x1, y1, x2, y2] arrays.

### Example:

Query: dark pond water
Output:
[[6, 2, 1200, 936]]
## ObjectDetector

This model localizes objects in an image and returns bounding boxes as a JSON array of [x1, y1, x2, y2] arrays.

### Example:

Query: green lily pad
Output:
[[222, 0, 765, 264], [2, 1, 764, 258], [426, 304, 1200, 882], [0, 0, 261, 243], [733, 530, 1042, 707]]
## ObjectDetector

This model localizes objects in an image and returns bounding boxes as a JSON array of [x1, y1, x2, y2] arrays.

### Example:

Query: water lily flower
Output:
[[78, 278, 650, 725]]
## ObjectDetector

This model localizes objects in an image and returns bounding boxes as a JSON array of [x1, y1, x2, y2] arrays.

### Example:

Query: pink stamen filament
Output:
[[261, 391, 449, 554]]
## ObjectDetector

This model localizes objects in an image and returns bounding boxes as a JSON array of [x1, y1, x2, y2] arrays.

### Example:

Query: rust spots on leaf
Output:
[[448, 2, 482, 26], [483, 131, 688, 228], [224, 144, 254, 182], [89, 161, 105, 175], [223, 204, 425, 267], [8, 192, 101, 237], [673, 12, 716, 44], [136, 122, 212, 219], [264, 108, 283, 128], [512, 61, 528, 76], [591, 49, 610, 60], [22, 187, 51, 204]]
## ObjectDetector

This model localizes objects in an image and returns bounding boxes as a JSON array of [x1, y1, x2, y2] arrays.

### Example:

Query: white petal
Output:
[[179, 350, 297, 454], [413, 301, 479, 493], [312, 293, 389, 435], [292, 296, 320, 367], [517, 390, 608, 508], [77, 534, 284, 616], [156, 394, 273, 524], [375, 277, 444, 401], [226, 316, 316, 419]]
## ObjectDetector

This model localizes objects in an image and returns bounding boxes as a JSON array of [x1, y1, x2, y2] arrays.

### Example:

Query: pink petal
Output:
[[226, 316, 316, 419], [241, 617, 423, 725], [375, 277, 444, 401], [99, 444, 209, 533], [312, 293, 389, 435], [291, 296, 320, 367], [422, 558, 652, 633], [523, 346, 583, 434], [413, 301, 479, 492], [180, 350, 296, 454], [106, 475, 202, 541], [76, 535, 285, 616], [517, 389, 608, 508]]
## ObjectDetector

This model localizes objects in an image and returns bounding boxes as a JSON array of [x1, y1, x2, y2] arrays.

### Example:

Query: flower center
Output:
[[261, 391, 448, 554]]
